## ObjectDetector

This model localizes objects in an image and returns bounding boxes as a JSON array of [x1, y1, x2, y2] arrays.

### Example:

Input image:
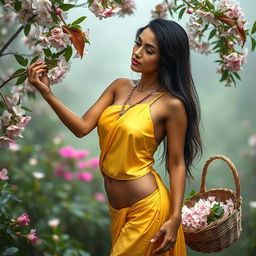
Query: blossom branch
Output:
[[0, 14, 37, 57], [0, 52, 34, 57], [0, 92, 12, 112], [52, 4, 67, 25], [182, 0, 194, 9], [0, 70, 27, 90]]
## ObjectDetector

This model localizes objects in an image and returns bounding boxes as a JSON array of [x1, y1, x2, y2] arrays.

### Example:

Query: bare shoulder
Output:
[[162, 91, 187, 119]]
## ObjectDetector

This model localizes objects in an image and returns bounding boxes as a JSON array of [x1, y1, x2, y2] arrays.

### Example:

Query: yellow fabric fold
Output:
[[107, 168, 187, 256]]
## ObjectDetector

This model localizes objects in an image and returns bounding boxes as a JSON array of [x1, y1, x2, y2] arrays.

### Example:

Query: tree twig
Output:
[[0, 52, 34, 57], [0, 70, 27, 90], [0, 14, 37, 57], [0, 91, 12, 112]]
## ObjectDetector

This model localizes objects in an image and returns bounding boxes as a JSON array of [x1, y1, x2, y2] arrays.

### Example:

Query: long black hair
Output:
[[136, 18, 203, 178]]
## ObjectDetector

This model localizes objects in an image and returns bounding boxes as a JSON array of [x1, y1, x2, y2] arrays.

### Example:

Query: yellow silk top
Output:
[[97, 91, 166, 180]]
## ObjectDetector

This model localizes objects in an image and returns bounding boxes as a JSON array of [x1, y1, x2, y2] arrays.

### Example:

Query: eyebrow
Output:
[[137, 35, 158, 51]]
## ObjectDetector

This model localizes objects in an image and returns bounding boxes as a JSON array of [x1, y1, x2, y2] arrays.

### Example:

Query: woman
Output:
[[27, 18, 202, 256]]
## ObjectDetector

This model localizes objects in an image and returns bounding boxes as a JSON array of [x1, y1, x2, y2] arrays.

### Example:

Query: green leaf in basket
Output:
[[207, 203, 224, 224], [184, 189, 197, 202]]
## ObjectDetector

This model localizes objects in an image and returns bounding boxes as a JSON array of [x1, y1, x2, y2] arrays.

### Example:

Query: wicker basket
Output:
[[183, 155, 242, 253]]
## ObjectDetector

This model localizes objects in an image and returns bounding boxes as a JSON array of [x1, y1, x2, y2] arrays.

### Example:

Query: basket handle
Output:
[[200, 155, 241, 200]]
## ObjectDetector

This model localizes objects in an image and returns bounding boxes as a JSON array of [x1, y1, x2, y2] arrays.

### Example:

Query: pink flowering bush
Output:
[[0, 122, 108, 255]]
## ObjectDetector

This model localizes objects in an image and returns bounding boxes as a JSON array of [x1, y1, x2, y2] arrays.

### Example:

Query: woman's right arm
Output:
[[27, 61, 119, 138]]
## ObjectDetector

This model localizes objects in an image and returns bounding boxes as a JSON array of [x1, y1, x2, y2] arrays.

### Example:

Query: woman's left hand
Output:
[[150, 217, 181, 255]]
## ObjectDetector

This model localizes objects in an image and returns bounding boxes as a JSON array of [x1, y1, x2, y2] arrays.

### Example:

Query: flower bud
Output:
[[55, 8, 62, 15], [186, 8, 193, 14]]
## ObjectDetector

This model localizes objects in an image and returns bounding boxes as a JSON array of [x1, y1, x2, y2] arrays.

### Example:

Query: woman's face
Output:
[[131, 27, 160, 74]]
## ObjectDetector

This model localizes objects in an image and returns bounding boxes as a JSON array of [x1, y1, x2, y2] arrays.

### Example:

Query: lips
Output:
[[132, 58, 141, 65]]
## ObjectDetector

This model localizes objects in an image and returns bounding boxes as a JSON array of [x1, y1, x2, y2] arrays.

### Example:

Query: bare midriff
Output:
[[103, 171, 158, 210]]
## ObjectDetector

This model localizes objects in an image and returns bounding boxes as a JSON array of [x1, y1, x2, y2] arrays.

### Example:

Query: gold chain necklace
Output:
[[117, 80, 162, 120]]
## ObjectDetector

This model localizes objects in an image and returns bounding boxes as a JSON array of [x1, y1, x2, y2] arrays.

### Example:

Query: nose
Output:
[[134, 46, 142, 58]]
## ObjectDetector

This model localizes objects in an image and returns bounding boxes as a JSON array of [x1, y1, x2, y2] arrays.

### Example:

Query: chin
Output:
[[130, 65, 142, 73]]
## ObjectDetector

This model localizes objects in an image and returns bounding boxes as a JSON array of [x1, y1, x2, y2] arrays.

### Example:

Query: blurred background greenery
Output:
[[1, 0, 256, 255]]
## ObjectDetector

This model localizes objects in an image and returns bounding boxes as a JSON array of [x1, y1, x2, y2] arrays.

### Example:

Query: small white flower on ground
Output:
[[32, 171, 45, 179]]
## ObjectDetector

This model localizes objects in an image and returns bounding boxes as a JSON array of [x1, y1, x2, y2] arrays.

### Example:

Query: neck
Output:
[[138, 72, 162, 91]]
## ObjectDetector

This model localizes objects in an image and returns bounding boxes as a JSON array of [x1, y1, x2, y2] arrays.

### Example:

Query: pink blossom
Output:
[[95, 192, 106, 202], [77, 171, 93, 182], [208, 196, 216, 202], [1, 110, 12, 126], [40, 27, 71, 50], [8, 141, 21, 151], [89, 1, 104, 16], [151, 4, 168, 19], [222, 48, 248, 72], [74, 149, 89, 159], [48, 56, 71, 84], [0, 168, 9, 180], [17, 213, 30, 226], [98, 6, 121, 19], [76, 160, 88, 169], [27, 228, 39, 243], [12, 105, 25, 117], [88, 157, 99, 170], [6, 125, 24, 140], [59, 146, 76, 158], [0, 136, 13, 146], [182, 197, 234, 229], [63, 172, 73, 180], [116, 0, 136, 17], [18, 116, 31, 127]]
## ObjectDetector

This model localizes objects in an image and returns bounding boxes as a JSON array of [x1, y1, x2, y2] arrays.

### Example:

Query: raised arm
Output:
[[27, 61, 119, 138]]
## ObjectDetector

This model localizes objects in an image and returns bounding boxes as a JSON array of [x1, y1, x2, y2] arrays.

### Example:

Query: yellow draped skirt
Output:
[[107, 168, 187, 256]]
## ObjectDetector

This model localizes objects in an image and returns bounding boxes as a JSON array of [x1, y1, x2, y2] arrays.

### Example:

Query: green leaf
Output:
[[3, 247, 19, 256], [88, 0, 94, 7], [64, 46, 73, 62], [43, 48, 52, 57], [27, 91, 36, 99], [59, 3, 75, 11], [21, 106, 32, 113], [190, 1, 201, 6], [205, 0, 215, 10], [230, 74, 237, 87], [12, 68, 26, 76], [72, 16, 87, 26], [175, 4, 185, 11], [208, 28, 216, 40], [16, 75, 27, 85], [69, 24, 82, 30], [184, 189, 197, 201], [233, 72, 241, 80], [178, 7, 186, 20], [220, 69, 229, 82], [251, 21, 256, 34], [0, 100, 6, 110], [251, 37, 256, 51], [14, 55, 28, 66], [14, 1, 21, 11], [24, 24, 31, 36], [30, 56, 40, 65], [0, 0, 6, 5], [114, 0, 122, 4]]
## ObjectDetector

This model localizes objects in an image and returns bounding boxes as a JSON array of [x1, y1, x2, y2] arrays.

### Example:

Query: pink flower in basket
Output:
[[182, 195, 235, 229]]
